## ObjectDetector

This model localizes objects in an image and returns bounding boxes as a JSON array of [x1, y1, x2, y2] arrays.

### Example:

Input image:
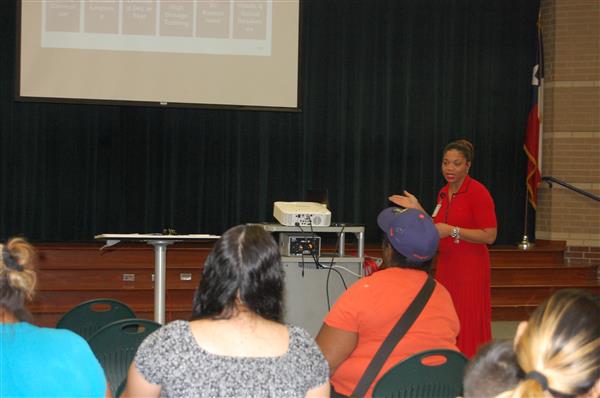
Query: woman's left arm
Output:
[[435, 223, 497, 245], [315, 323, 358, 376]]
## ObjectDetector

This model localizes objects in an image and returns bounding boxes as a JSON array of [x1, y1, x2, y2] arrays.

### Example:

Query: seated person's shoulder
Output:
[[20, 322, 88, 346]]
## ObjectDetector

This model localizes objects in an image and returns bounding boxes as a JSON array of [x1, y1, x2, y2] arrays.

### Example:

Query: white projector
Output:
[[273, 201, 331, 227]]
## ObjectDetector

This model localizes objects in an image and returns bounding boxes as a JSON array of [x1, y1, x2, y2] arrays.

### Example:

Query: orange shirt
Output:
[[324, 267, 460, 397]]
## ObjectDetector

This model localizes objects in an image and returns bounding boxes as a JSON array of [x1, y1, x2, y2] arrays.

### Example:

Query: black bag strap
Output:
[[351, 275, 436, 398]]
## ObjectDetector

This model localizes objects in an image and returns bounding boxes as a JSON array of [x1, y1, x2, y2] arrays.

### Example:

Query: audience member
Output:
[[498, 289, 599, 398], [0, 237, 109, 397], [315, 207, 460, 397], [463, 340, 521, 397], [123, 225, 329, 398]]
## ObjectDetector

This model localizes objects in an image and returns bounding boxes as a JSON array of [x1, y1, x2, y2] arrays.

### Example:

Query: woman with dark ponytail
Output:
[[123, 225, 329, 398], [389, 139, 497, 357]]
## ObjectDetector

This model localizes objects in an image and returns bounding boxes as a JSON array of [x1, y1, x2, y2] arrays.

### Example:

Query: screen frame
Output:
[[15, 0, 303, 112]]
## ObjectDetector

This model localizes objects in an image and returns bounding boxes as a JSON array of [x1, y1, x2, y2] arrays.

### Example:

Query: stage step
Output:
[[489, 241, 599, 320], [28, 241, 599, 326], [489, 241, 566, 266], [491, 265, 598, 285]]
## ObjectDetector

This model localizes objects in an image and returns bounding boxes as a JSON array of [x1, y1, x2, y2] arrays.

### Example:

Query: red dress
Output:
[[432, 175, 496, 358]]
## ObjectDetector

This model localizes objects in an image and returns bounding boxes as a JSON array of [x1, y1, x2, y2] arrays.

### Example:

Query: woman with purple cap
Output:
[[389, 139, 497, 358], [316, 207, 460, 398]]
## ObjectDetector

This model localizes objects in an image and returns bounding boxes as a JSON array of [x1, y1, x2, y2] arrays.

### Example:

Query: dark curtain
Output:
[[0, 0, 539, 243]]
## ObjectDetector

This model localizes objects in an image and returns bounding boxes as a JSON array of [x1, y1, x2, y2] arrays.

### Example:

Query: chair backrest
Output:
[[56, 298, 136, 340], [115, 378, 127, 398], [88, 318, 161, 398], [372, 349, 468, 398]]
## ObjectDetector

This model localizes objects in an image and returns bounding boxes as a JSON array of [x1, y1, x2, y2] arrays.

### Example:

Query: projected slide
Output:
[[43, 1, 273, 56], [18, 0, 300, 109]]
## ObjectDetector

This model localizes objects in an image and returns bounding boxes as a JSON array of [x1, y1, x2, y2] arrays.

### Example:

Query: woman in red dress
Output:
[[389, 139, 497, 358]]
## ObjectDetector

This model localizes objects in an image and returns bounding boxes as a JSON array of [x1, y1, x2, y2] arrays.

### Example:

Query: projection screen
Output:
[[17, 0, 301, 110]]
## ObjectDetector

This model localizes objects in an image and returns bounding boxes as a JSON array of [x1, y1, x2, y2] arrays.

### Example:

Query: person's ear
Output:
[[381, 242, 392, 269], [514, 321, 528, 347]]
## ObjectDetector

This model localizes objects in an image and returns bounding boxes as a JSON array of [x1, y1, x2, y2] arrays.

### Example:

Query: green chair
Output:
[[372, 349, 468, 398], [56, 298, 136, 340], [115, 378, 127, 398], [88, 318, 161, 398]]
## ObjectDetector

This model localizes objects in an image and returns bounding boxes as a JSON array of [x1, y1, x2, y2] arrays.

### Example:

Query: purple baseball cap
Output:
[[377, 207, 439, 262]]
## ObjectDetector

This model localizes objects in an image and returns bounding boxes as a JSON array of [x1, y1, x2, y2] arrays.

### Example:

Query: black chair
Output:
[[56, 298, 136, 340], [115, 378, 127, 398], [88, 318, 161, 397]]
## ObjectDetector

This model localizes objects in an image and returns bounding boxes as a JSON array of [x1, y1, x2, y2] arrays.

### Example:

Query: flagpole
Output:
[[520, 16, 542, 251], [519, 186, 534, 250]]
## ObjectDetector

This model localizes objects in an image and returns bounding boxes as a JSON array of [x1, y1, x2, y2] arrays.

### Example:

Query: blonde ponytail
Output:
[[499, 290, 600, 398]]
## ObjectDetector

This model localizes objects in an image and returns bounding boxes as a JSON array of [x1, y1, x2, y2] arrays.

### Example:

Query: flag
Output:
[[524, 22, 543, 209]]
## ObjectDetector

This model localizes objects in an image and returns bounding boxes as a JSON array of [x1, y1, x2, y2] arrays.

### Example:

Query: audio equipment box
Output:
[[279, 233, 321, 257]]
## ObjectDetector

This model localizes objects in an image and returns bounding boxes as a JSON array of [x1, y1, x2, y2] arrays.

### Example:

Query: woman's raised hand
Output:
[[388, 191, 425, 212]]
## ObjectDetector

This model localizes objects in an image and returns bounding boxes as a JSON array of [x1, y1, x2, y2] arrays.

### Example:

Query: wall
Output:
[[538, 0, 600, 268], [0, 0, 541, 245]]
